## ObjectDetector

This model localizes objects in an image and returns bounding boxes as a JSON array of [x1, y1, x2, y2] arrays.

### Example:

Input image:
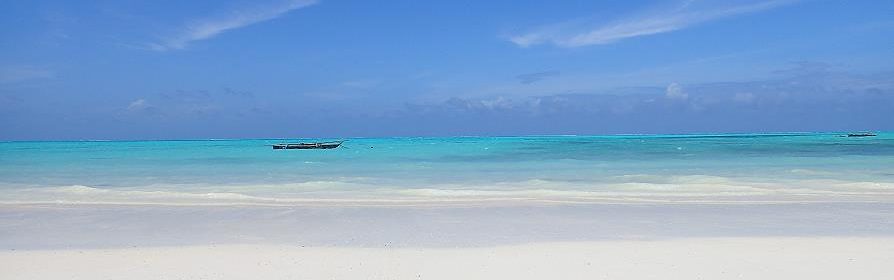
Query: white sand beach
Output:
[[2, 203, 893, 279], [3, 237, 893, 280]]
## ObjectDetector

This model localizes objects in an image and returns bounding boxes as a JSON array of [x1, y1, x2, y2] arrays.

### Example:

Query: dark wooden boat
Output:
[[272, 141, 343, 150], [847, 132, 877, 137]]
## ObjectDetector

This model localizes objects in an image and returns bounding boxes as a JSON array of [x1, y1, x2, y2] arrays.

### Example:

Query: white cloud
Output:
[[666, 82, 687, 100], [149, 0, 317, 51], [509, 0, 796, 48], [0, 66, 54, 84], [127, 99, 150, 111], [734, 92, 755, 103]]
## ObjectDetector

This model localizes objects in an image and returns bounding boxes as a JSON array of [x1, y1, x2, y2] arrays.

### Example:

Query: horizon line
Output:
[[1, 130, 886, 142]]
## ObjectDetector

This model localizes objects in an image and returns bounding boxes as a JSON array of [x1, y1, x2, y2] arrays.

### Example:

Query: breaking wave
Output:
[[1, 175, 893, 207]]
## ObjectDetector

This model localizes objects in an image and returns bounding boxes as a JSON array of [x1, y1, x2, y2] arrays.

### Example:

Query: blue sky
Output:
[[1, 0, 892, 140]]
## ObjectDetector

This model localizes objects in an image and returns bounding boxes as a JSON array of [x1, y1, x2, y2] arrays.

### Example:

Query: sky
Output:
[[1, 0, 892, 140]]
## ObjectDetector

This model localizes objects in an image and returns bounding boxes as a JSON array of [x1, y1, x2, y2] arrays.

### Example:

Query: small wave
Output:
[[1, 176, 892, 207]]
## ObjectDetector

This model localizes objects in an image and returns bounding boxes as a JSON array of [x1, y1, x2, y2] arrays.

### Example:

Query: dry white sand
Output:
[[3, 204, 893, 279], [2, 237, 892, 280]]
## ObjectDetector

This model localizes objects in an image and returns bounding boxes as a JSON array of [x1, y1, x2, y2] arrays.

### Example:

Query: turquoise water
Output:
[[1, 133, 893, 205]]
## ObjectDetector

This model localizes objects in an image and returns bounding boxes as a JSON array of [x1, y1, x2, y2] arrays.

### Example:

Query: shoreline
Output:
[[4, 202, 893, 250], [3, 237, 892, 280], [3, 195, 892, 279], [3, 177, 892, 207]]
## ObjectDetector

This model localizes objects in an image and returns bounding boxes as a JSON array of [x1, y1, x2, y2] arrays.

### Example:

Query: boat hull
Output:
[[847, 133, 877, 137], [272, 142, 342, 150]]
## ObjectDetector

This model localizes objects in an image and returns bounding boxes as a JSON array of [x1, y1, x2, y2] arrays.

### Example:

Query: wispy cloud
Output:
[[127, 99, 151, 111], [0, 66, 55, 84], [509, 0, 797, 48], [516, 71, 561, 84], [149, 0, 317, 51]]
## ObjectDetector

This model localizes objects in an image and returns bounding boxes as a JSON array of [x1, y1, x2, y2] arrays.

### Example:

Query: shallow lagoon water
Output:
[[1, 133, 892, 205]]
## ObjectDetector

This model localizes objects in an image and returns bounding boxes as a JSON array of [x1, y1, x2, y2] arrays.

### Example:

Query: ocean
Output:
[[2, 133, 893, 206]]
